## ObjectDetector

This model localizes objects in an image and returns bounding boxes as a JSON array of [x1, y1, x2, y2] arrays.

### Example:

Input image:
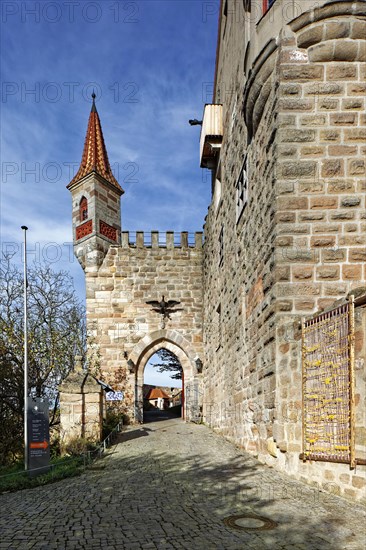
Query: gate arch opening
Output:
[[130, 330, 202, 424], [143, 349, 183, 421]]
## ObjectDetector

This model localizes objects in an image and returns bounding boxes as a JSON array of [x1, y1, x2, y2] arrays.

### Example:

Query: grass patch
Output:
[[0, 456, 84, 494]]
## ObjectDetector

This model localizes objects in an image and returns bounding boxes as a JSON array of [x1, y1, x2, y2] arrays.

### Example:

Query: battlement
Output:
[[121, 231, 203, 249]]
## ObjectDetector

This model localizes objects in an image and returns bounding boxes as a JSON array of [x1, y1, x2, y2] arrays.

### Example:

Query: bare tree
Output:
[[0, 258, 85, 464], [152, 349, 182, 380]]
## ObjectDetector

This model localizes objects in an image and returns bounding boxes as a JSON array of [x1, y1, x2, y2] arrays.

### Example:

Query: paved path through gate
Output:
[[1, 413, 365, 549]]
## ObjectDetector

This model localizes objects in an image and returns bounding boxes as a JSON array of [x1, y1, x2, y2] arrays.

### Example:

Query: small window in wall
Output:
[[236, 156, 248, 223], [263, 0, 276, 14], [243, 0, 251, 12], [219, 226, 224, 267], [216, 303, 222, 350], [79, 197, 88, 221], [223, 0, 228, 36]]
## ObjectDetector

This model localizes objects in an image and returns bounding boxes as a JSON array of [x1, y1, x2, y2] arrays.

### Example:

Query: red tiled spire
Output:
[[67, 94, 123, 192]]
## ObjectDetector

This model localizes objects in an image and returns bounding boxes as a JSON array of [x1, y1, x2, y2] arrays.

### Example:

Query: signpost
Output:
[[106, 391, 124, 402], [27, 397, 50, 476]]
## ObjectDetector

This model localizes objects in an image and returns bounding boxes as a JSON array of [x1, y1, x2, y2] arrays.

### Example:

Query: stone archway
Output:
[[129, 329, 202, 423]]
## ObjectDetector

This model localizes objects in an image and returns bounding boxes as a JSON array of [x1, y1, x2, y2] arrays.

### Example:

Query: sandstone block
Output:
[[325, 21, 350, 40], [349, 249, 366, 262], [275, 300, 293, 312], [313, 224, 339, 234], [327, 64, 357, 80], [275, 212, 296, 223], [319, 98, 339, 110], [298, 181, 324, 193], [301, 114, 327, 126], [347, 83, 366, 95], [277, 196, 308, 210], [348, 160, 365, 176], [292, 266, 313, 280], [343, 265, 362, 280], [345, 223, 357, 233], [278, 114, 296, 127], [322, 249, 346, 263], [321, 159, 344, 178], [295, 299, 315, 311], [297, 25, 323, 49], [358, 41, 366, 62], [281, 65, 324, 81], [310, 196, 338, 209], [330, 211, 354, 220], [275, 266, 290, 282], [308, 42, 335, 63], [304, 82, 343, 96], [316, 266, 340, 280], [299, 212, 324, 221], [334, 40, 358, 62], [324, 283, 347, 295], [280, 161, 316, 179], [339, 235, 366, 246], [279, 83, 301, 96], [328, 145, 357, 156], [279, 98, 314, 111], [301, 146, 324, 157], [341, 196, 361, 207], [276, 236, 293, 247], [351, 20, 366, 39], [345, 129, 366, 142], [342, 98, 364, 111], [277, 145, 297, 158], [330, 113, 357, 126], [277, 181, 294, 194], [327, 180, 355, 193], [311, 236, 336, 248], [279, 129, 316, 142], [320, 129, 340, 142]]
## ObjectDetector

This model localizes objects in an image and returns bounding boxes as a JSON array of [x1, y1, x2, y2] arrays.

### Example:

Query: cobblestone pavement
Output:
[[1, 413, 365, 550]]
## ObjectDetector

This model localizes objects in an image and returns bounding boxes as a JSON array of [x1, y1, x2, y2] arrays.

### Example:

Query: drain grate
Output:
[[224, 513, 278, 531]]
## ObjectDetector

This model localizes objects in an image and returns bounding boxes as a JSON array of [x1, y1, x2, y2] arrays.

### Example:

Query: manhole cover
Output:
[[224, 514, 278, 531]]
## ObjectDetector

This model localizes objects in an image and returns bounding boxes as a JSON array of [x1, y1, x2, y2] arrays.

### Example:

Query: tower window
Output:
[[219, 226, 224, 267], [236, 156, 248, 223], [79, 197, 88, 221]]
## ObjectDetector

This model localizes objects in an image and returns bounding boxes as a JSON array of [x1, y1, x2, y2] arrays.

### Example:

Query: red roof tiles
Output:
[[145, 388, 170, 400], [67, 98, 123, 193]]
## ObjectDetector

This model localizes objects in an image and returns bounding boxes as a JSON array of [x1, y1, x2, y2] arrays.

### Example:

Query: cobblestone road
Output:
[[1, 413, 365, 550]]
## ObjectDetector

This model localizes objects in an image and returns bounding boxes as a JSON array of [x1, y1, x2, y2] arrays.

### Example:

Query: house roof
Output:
[[67, 94, 123, 193], [145, 388, 170, 400]]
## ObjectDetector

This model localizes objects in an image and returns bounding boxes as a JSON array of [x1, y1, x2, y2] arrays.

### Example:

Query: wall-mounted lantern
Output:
[[195, 358, 203, 373]]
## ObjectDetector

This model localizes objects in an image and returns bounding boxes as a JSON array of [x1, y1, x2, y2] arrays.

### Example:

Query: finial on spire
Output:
[[91, 90, 97, 112], [67, 93, 123, 193]]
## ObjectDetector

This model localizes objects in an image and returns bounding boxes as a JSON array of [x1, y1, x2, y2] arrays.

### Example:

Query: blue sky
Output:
[[0, 0, 218, 386]]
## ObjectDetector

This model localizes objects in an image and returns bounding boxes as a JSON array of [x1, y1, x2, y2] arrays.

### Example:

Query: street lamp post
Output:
[[21, 226, 29, 471]]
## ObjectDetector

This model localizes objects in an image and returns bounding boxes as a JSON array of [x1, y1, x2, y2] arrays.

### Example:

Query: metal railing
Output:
[[0, 420, 124, 492], [86, 419, 123, 464]]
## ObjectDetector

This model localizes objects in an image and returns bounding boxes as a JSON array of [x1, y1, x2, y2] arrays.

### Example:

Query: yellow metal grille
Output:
[[302, 299, 355, 467]]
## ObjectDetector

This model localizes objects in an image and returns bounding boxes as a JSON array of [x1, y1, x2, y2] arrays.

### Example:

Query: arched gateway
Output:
[[129, 330, 202, 422], [64, 96, 204, 427]]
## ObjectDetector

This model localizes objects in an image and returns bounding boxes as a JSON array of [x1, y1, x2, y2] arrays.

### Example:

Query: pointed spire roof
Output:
[[67, 94, 123, 193]]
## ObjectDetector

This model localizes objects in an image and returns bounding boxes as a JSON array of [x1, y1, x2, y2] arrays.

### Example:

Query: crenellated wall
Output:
[[85, 231, 204, 422]]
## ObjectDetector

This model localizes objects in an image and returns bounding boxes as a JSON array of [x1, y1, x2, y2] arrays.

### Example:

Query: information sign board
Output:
[[27, 397, 50, 476]]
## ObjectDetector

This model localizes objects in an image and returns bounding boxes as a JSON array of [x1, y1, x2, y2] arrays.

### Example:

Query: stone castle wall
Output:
[[202, 0, 366, 501], [85, 231, 204, 422]]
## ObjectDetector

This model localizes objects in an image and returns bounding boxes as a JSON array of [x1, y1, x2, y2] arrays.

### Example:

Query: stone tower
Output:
[[67, 93, 124, 271]]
